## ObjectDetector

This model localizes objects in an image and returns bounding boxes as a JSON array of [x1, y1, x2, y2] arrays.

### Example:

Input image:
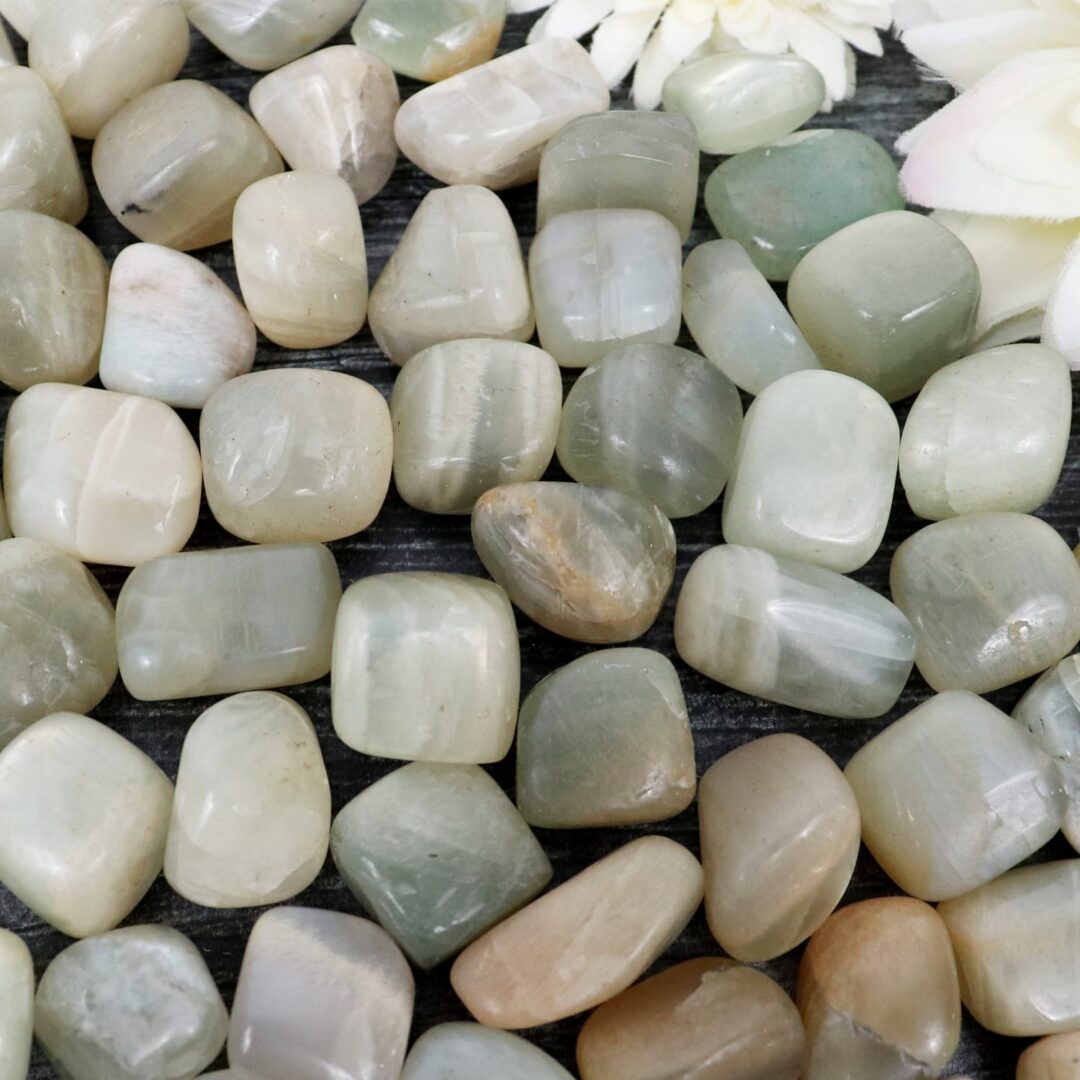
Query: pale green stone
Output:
[[331, 763, 552, 969], [403, 1024, 572, 1079], [0, 930, 32, 1080]]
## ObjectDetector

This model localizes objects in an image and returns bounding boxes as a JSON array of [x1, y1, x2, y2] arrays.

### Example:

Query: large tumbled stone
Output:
[[1017, 1032, 1080, 1080], [0, 930, 32, 1080], [403, 1023, 571, 1080]]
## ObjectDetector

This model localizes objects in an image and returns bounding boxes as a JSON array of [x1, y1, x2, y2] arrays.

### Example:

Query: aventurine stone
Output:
[[0, 930, 32, 1080], [403, 1023, 572, 1080]]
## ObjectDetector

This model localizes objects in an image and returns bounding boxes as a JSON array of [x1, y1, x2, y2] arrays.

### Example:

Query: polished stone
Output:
[[0, 23, 12, 65], [1017, 1032, 1080, 1080], [0, 931, 32, 1080], [403, 1023, 571, 1080], [0, 0, 40, 37]]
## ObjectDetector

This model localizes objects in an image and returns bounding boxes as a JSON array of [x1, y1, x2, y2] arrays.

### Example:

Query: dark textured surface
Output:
[[0, 13, 1064, 1078]]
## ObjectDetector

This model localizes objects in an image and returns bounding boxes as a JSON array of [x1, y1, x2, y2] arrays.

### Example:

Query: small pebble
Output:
[[0, 930, 32, 1080], [403, 1022, 571, 1080], [1017, 1031, 1080, 1079]]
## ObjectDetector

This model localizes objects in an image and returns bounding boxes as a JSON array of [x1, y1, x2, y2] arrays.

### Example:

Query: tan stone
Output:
[[1017, 1032, 1080, 1079]]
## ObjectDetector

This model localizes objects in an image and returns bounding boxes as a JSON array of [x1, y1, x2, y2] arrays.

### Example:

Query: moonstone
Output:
[[890, 512, 1080, 693], [0, 712, 172, 937], [92, 80, 283, 250], [34, 926, 228, 1080], [331, 572, 519, 762], [4, 383, 201, 566], [451, 836, 704, 1029], [1017, 1032, 1080, 1079], [248, 45, 399, 206], [331, 763, 551, 969], [394, 38, 609, 188], [403, 1023, 572, 1080], [0, 931, 32, 1080], [368, 185, 533, 364], [471, 482, 676, 643], [117, 543, 341, 700]]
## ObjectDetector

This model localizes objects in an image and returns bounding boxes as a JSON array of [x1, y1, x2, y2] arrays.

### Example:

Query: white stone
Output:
[[0, 930, 32, 1080], [0, 22, 13, 65], [402, 1024, 572, 1080], [0, 0, 42, 37]]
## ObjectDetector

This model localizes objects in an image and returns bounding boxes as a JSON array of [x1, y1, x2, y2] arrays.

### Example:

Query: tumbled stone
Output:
[[228, 907, 414, 1080], [472, 482, 676, 643], [722, 370, 899, 572], [249, 45, 399, 206], [516, 648, 695, 829], [403, 1023, 571, 1080], [93, 80, 283, 250], [0, 488, 9, 541], [332, 572, 519, 762], [891, 512, 1080, 693], [331, 763, 551, 969], [0, 23, 12, 65], [391, 339, 561, 514], [797, 898, 962, 1080], [166, 692, 331, 909], [0, 712, 172, 937], [369, 185, 533, 363], [1017, 1032, 1080, 1079], [117, 543, 340, 700], [395, 38, 609, 188], [0, 930, 32, 1080], [0, 0, 40, 38], [35, 926, 227, 1080], [4, 383, 201, 566], [99, 243, 256, 409], [577, 958, 804, 1080], [788, 210, 980, 402], [451, 836, 704, 1028]]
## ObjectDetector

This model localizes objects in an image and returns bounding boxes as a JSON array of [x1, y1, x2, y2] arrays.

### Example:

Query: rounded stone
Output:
[[1017, 1032, 1080, 1080], [0, 0, 42, 40], [403, 1023, 571, 1080], [0, 930, 32, 1080]]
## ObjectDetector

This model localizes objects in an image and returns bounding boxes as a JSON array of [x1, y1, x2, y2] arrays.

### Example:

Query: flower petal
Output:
[[590, 8, 665, 85], [631, 2, 715, 108], [1044, 235, 1080, 368], [508, 0, 554, 13], [527, 0, 616, 42], [782, 6, 852, 100]]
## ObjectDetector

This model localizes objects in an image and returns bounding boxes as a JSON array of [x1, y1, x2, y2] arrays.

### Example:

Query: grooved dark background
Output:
[[0, 12, 1065, 1078]]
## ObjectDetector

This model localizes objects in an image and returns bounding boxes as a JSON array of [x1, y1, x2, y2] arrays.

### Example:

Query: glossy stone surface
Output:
[[891, 512, 1080, 693], [117, 543, 341, 700], [395, 38, 609, 188], [472, 482, 676, 644], [332, 572, 518, 761], [0, 930, 32, 1080], [331, 763, 551, 969], [0, 22, 12, 65], [0, 712, 172, 937], [403, 1023, 571, 1080], [0, 0, 40, 38], [1017, 1032, 1080, 1080], [451, 836, 703, 1029], [34, 926, 227, 1080], [788, 210, 980, 402]]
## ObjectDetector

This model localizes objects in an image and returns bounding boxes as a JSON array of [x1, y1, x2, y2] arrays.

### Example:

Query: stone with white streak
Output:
[[403, 1024, 572, 1080], [0, 930, 32, 1080]]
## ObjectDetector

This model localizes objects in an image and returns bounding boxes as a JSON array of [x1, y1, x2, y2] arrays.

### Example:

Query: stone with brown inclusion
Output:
[[1017, 1032, 1080, 1079]]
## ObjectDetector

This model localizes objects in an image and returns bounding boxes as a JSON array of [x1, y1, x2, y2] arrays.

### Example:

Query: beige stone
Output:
[[1017, 1032, 1080, 1079], [0, 930, 32, 1080]]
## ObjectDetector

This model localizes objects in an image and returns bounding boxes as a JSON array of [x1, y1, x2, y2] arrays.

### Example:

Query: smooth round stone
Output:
[[34, 926, 228, 1080], [4, 383, 201, 566], [0, 930, 32, 1080], [661, 51, 825, 155], [451, 836, 704, 1029], [201, 369, 392, 544], [576, 958, 805, 1080], [166, 692, 331, 909], [471, 482, 676, 644], [331, 572, 519, 762], [92, 80, 283, 251], [788, 210, 980, 402], [0, 712, 172, 937], [899, 344, 1072, 520], [403, 1023, 571, 1080], [1017, 1032, 1080, 1079], [0, 0, 41, 38], [516, 648, 695, 829], [331, 763, 551, 969], [797, 898, 962, 1080], [249, 45, 399, 206], [0, 488, 9, 540], [390, 339, 561, 515], [98, 243, 256, 409], [721, 370, 899, 573], [0, 22, 12, 65], [704, 129, 904, 281], [890, 512, 1080, 693]]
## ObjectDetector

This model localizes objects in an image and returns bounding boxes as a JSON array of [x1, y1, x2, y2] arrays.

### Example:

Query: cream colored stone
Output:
[[0, 0, 42, 37], [0, 930, 32, 1080], [0, 23, 13, 65], [0, 487, 9, 541], [1017, 1032, 1080, 1079], [403, 1024, 571, 1080]]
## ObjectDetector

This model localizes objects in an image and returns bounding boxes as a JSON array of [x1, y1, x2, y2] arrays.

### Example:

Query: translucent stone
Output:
[[682, 239, 820, 395], [0, 0, 41, 38], [1017, 1032, 1080, 1080], [92, 80, 283, 251], [704, 130, 904, 281], [0, 210, 107, 390], [34, 926, 228, 1080], [331, 763, 551, 969], [116, 543, 341, 701], [537, 111, 699, 240], [390, 339, 562, 514], [899, 344, 1071, 520], [4, 383, 201, 566], [471, 482, 676, 644], [248, 45, 399, 206], [331, 572, 519, 762], [661, 51, 825, 155], [99, 243, 256, 409], [0, 23, 12, 65], [450, 836, 704, 1029], [576, 958, 805, 1080], [787, 210, 980, 402], [556, 343, 742, 518], [166, 692, 331, 908], [0, 930, 32, 1080], [891, 512, 1080, 693], [516, 648, 696, 828], [228, 907, 414, 1080], [403, 1023, 572, 1080], [368, 185, 533, 364], [721, 370, 899, 573], [797, 898, 962, 1080], [0, 712, 172, 937], [394, 38, 609, 189]]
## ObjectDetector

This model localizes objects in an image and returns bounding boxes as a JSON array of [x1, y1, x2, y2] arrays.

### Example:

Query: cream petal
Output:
[[527, 0, 615, 42], [781, 8, 853, 101], [631, 4, 714, 108], [589, 9, 664, 86], [1044, 235, 1080, 369]]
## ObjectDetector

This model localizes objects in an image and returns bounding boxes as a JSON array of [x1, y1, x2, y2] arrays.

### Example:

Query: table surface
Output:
[[2, 11, 1069, 1078]]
